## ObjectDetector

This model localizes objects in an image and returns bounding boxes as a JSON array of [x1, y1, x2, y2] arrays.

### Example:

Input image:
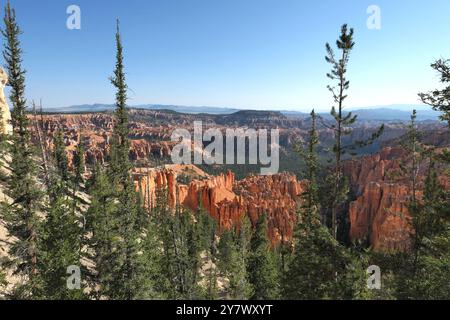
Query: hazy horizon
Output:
[[44, 102, 435, 114]]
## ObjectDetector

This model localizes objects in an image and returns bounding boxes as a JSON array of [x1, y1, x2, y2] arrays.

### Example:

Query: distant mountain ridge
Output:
[[52, 104, 240, 115], [316, 108, 441, 122], [46, 103, 442, 122]]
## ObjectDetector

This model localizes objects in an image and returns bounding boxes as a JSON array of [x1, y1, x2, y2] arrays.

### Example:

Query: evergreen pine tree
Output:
[[111, 178, 154, 299], [233, 216, 254, 299], [284, 109, 370, 299], [84, 165, 117, 299], [36, 127, 84, 300], [401, 110, 422, 208], [153, 188, 203, 299], [323, 25, 384, 239], [73, 137, 85, 186], [391, 110, 450, 299], [283, 215, 361, 299], [324, 24, 355, 239], [285, 108, 335, 299], [109, 20, 157, 300], [217, 229, 234, 275], [247, 213, 280, 300], [108, 19, 131, 187], [139, 201, 165, 299], [151, 187, 177, 298], [39, 198, 81, 300], [410, 61, 450, 298], [398, 110, 424, 280], [419, 58, 450, 125], [196, 209, 219, 300], [85, 20, 158, 299], [0, 1, 42, 298], [53, 129, 69, 181], [218, 218, 253, 300], [294, 110, 319, 214]]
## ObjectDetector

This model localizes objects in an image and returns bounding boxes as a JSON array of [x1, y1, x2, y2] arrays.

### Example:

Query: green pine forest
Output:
[[0, 2, 449, 300]]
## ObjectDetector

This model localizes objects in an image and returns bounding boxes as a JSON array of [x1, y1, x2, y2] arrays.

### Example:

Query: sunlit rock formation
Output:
[[133, 166, 305, 245], [0, 67, 12, 135]]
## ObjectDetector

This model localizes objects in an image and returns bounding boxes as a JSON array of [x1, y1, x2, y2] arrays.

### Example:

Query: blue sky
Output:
[[4, 0, 450, 111]]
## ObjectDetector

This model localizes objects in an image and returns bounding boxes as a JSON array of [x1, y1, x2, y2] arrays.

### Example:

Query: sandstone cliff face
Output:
[[235, 174, 305, 244], [344, 146, 448, 251], [133, 166, 304, 245], [348, 181, 413, 251]]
